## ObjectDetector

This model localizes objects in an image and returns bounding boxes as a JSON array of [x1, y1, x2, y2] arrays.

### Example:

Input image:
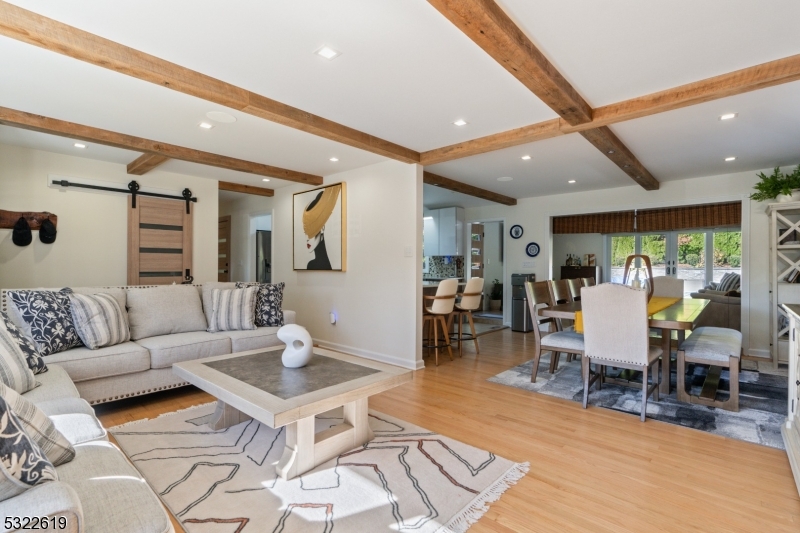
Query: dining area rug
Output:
[[110, 404, 528, 533], [488, 355, 787, 449]]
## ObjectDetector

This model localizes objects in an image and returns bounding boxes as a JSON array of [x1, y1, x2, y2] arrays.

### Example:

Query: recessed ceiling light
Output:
[[497, 176, 513, 182], [719, 113, 738, 121], [453, 119, 468, 126], [315, 46, 341, 60], [521, 155, 531, 160], [262, 178, 270, 182], [568, 180, 576, 184], [725, 156, 736, 162], [206, 111, 236, 123], [73, 143, 86, 148], [199, 122, 213, 129], [607, 150, 615, 154], [329, 157, 339, 162]]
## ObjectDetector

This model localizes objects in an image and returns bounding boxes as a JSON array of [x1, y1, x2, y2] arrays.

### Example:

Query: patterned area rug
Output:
[[110, 404, 528, 533], [488, 355, 787, 449]]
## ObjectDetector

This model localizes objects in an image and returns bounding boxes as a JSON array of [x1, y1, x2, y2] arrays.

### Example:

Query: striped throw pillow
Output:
[[718, 273, 740, 292], [69, 293, 131, 350], [208, 287, 258, 333], [0, 382, 74, 466], [0, 318, 37, 394]]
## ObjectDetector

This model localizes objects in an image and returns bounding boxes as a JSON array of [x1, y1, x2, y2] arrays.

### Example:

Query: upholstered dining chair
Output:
[[650, 276, 684, 298], [580, 283, 661, 421], [423, 278, 458, 366], [567, 278, 583, 301], [525, 281, 585, 382], [449, 277, 485, 357]]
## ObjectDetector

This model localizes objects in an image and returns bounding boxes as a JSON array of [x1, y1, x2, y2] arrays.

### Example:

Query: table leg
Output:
[[208, 400, 252, 430], [276, 398, 373, 480], [660, 328, 672, 395]]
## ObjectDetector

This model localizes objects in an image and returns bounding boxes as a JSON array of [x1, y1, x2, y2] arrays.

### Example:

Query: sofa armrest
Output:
[[0, 482, 83, 533], [283, 310, 296, 325]]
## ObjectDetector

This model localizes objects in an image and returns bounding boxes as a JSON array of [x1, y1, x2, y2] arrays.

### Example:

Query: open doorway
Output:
[[471, 220, 504, 322], [218, 189, 273, 283]]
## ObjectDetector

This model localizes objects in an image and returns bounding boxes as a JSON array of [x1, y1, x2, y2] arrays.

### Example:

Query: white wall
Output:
[[552, 234, 604, 279], [270, 160, 422, 369], [465, 170, 766, 356], [0, 144, 218, 289], [219, 193, 273, 282]]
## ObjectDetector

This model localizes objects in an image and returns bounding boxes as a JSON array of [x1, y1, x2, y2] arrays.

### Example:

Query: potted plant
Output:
[[489, 278, 503, 311], [751, 166, 800, 202]]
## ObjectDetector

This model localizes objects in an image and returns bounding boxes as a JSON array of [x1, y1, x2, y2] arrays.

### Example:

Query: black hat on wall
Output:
[[39, 218, 57, 244], [12, 217, 32, 246]]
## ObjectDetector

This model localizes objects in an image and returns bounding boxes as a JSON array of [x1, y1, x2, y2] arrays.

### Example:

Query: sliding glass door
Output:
[[607, 229, 741, 295]]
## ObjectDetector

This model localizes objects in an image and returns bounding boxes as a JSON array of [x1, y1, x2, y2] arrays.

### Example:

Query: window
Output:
[[606, 229, 741, 295]]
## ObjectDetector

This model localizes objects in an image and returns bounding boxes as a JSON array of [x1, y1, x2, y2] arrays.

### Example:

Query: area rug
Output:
[[110, 404, 528, 533], [488, 355, 787, 449]]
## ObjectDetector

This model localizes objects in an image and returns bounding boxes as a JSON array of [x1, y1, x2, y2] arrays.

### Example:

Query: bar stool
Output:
[[423, 278, 458, 366], [449, 277, 484, 357]]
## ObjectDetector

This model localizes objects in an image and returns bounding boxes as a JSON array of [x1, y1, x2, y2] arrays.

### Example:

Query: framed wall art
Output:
[[293, 182, 347, 271]]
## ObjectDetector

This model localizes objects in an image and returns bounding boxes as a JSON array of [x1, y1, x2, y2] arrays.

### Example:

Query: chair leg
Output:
[[433, 316, 439, 366], [467, 311, 479, 354], [549, 352, 561, 374], [652, 358, 660, 402], [676, 350, 689, 403], [728, 357, 740, 412], [439, 316, 454, 361], [641, 364, 649, 422], [582, 356, 590, 409], [531, 346, 542, 383], [597, 365, 603, 390], [457, 312, 463, 357]]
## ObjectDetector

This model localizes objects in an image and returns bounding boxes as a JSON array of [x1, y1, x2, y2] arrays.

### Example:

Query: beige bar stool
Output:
[[423, 278, 458, 366], [449, 277, 484, 357]]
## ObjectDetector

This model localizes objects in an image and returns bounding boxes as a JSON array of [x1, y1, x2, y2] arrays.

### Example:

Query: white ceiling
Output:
[[3, 0, 800, 205]]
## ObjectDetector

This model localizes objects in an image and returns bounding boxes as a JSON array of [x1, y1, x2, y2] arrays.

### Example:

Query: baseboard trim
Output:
[[744, 349, 770, 359], [313, 339, 421, 370]]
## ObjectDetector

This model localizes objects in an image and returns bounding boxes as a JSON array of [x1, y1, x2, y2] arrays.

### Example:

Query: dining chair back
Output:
[[650, 276, 684, 298], [423, 278, 459, 366], [548, 279, 573, 305], [580, 283, 661, 421], [582, 277, 596, 287], [429, 278, 458, 314], [458, 277, 484, 311], [567, 278, 583, 301]]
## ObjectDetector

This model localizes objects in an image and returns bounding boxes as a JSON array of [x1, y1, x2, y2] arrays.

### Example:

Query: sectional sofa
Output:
[[0, 282, 294, 533]]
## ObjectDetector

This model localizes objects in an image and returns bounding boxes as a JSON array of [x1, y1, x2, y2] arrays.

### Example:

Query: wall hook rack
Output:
[[0, 210, 57, 230], [51, 179, 197, 213]]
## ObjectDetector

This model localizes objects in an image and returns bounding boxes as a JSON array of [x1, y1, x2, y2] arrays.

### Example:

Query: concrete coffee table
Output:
[[173, 345, 412, 480]]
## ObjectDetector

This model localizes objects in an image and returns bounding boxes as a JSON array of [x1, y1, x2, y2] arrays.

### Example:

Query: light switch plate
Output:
[[522, 260, 536, 269]]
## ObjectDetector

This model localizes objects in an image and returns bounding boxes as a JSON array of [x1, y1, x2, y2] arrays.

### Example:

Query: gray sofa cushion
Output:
[[220, 326, 282, 352], [22, 364, 80, 404], [37, 398, 96, 417], [126, 286, 207, 340], [45, 342, 150, 383], [201, 282, 237, 326], [56, 441, 172, 533], [135, 331, 231, 369], [50, 413, 107, 445]]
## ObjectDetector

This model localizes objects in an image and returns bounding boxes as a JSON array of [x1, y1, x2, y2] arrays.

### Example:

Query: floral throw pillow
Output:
[[235, 282, 285, 327], [7, 289, 83, 356], [0, 312, 46, 375], [0, 395, 58, 501]]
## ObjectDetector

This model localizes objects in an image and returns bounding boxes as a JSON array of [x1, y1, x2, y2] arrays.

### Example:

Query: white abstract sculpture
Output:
[[277, 324, 314, 368]]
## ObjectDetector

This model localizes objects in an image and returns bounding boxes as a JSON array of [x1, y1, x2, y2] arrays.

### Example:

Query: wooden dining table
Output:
[[539, 297, 710, 395]]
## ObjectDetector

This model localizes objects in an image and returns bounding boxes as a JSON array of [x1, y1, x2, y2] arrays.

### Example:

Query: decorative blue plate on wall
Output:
[[526, 242, 540, 257], [509, 224, 523, 239]]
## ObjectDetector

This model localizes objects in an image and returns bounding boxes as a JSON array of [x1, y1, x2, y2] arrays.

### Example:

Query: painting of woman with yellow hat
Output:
[[293, 183, 346, 271]]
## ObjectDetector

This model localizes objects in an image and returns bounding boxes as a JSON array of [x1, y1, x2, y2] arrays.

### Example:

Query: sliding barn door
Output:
[[128, 196, 193, 285], [218, 215, 231, 282]]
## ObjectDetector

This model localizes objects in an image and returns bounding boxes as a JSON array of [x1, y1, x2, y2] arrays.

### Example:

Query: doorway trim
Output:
[[467, 217, 508, 326], [246, 210, 274, 283]]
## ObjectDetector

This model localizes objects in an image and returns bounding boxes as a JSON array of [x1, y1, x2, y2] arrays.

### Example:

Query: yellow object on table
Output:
[[574, 297, 680, 333]]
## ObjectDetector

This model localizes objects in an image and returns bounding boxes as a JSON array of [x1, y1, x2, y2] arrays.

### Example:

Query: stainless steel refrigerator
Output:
[[256, 230, 271, 283], [511, 273, 536, 332]]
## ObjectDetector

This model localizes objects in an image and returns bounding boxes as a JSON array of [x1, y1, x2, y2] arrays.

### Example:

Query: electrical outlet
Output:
[[330, 312, 337, 325]]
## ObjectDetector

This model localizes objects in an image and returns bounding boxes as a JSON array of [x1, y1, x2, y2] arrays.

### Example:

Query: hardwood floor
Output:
[[95, 329, 800, 532]]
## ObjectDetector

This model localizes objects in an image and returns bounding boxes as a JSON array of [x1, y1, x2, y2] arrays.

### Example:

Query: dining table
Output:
[[539, 297, 710, 395]]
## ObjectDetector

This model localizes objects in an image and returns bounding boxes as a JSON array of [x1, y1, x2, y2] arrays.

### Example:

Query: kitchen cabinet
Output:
[[781, 303, 800, 496], [423, 207, 464, 256]]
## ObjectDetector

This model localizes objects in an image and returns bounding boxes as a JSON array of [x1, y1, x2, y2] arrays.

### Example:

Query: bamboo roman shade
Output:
[[636, 201, 741, 232], [552, 211, 634, 234], [552, 201, 741, 234]]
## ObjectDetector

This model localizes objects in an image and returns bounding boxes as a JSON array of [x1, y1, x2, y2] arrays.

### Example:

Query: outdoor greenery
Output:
[[750, 166, 800, 202], [610, 232, 741, 268]]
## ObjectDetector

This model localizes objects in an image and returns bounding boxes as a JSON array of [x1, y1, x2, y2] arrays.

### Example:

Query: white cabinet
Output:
[[423, 207, 464, 256], [781, 304, 800, 496]]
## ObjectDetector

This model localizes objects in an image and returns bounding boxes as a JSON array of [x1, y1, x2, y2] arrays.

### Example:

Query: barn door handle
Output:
[[182, 268, 193, 284]]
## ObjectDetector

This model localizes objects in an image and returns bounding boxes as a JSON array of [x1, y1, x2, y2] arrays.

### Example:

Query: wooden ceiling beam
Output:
[[427, 0, 592, 126], [0, 1, 420, 164], [423, 171, 516, 206], [579, 127, 659, 191], [423, 53, 800, 164], [0, 106, 320, 186], [219, 181, 274, 197], [127, 153, 170, 175]]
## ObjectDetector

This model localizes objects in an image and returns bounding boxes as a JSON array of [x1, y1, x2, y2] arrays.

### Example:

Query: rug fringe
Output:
[[438, 461, 530, 533], [108, 402, 215, 431]]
